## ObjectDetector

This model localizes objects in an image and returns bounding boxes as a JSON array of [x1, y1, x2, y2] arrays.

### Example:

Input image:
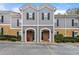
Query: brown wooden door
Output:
[[42, 30, 49, 42], [27, 30, 34, 42]]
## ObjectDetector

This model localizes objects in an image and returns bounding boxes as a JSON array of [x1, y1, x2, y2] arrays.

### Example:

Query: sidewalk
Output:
[[0, 41, 79, 45]]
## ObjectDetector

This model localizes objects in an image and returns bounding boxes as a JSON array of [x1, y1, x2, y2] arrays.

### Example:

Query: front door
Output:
[[27, 30, 34, 42], [42, 30, 49, 42]]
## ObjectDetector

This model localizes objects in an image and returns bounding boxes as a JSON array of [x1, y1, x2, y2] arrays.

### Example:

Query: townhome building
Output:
[[0, 4, 79, 43], [0, 11, 21, 36], [55, 14, 79, 38], [20, 4, 56, 43]]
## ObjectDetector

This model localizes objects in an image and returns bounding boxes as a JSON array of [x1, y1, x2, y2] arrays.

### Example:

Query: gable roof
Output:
[[19, 4, 37, 11], [39, 4, 56, 11], [19, 3, 56, 12]]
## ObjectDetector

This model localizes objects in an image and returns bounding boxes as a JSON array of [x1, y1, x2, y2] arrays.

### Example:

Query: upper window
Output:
[[42, 12, 50, 20], [74, 19, 78, 26], [26, 12, 35, 20]]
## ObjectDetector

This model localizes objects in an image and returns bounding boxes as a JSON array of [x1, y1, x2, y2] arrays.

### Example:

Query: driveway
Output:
[[0, 42, 79, 55]]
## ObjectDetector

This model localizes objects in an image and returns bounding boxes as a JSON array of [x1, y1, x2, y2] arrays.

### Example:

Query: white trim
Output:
[[65, 16, 66, 37], [22, 25, 79, 29], [21, 11, 24, 42], [0, 24, 10, 25], [11, 28, 21, 29], [55, 28, 79, 29], [53, 11, 55, 43], [40, 28, 51, 42], [36, 11, 39, 43], [21, 25, 54, 26], [25, 28, 36, 42]]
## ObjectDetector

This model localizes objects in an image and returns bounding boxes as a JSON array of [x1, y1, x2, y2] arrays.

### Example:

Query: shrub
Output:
[[17, 35, 21, 41], [10, 38, 17, 42], [54, 34, 64, 43], [0, 35, 17, 41], [0, 37, 8, 40], [77, 35, 79, 39], [76, 35, 79, 42], [63, 37, 77, 43]]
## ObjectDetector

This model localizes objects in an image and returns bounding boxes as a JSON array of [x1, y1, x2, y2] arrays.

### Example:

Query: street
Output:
[[0, 42, 79, 55]]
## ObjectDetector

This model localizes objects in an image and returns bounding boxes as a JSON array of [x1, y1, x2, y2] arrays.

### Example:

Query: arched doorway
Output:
[[26, 29, 35, 42], [41, 28, 51, 42], [42, 30, 49, 42]]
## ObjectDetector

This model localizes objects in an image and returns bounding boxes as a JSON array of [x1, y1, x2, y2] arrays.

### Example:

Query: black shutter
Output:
[[17, 20, 19, 26], [72, 32, 74, 37], [57, 31, 59, 34], [57, 19, 59, 26], [27, 13, 29, 20], [1, 16, 4, 23], [42, 32, 43, 40], [1, 28, 3, 35], [17, 32, 19, 36], [72, 19, 74, 26], [48, 13, 50, 20], [42, 13, 44, 20], [32, 12, 35, 20]]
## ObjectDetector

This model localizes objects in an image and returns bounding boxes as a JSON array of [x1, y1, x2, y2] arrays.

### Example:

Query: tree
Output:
[[66, 8, 79, 14]]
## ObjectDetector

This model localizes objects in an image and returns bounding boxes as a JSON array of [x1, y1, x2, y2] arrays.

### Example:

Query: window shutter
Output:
[[17, 19, 19, 26], [1, 16, 4, 23], [48, 13, 50, 20], [32, 12, 35, 20], [72, 19, 74, 26], [72, 31, 74, 37], [17, 31, 19, 36], [57, 19, 59, 26], [1, 28, 3, 35], [27, 13, 29, 20], [42, 13, 44, 20], [57, 31, 59, 34]]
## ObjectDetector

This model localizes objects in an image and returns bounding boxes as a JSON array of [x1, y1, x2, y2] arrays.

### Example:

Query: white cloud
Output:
[[55, 9, 66, 14], [0, 4, 20, 13], [0, 4, 8, 10], [11, 7, 20, 13]]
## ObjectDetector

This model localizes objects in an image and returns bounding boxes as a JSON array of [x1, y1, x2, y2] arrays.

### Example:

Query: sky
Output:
[[0, 3, 79, 14]]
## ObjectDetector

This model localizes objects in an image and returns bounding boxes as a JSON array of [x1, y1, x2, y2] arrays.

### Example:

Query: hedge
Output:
[[62, 37, 77, 43], [0, 35, 21, 41], [54, 34, 79, 43]]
